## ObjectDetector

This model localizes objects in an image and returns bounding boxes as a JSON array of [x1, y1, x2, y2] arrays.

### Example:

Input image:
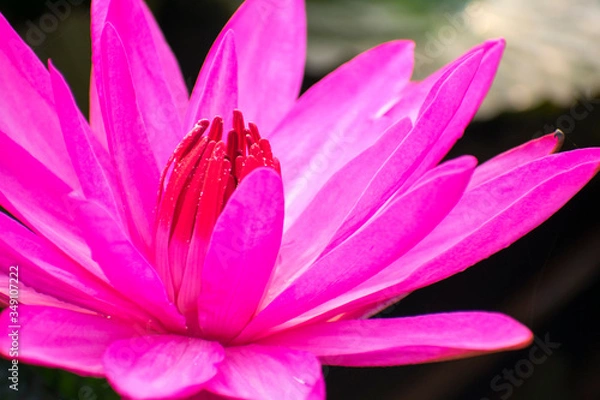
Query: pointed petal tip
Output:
[[485, 37, 506, 49], [552, 129, 565, 152], [480, 38, 506, 61]]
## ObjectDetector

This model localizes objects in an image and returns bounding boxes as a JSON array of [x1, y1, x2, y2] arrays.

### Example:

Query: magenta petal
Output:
[[259, 312, 532, 366], [328, 49, 485, 249], [187, 0, 306, 132], [400, 40, 504, 177], [0, 212, 156, 322], [205, 344, 323, 400], [0, 130, 109, 279], [0, 305, 137, 376], [186, 30, 239, 130], [0, 14, 78, 188], [470, 132, 563, 188], [270, 119, 412, 299], [195, 169, 284, 341], [0, 271, 90, 312], [0, 287, 84, 314], [240, 156, 475, 340], [435, 40, 504, 131], [49, 61, 120, 218], [91, 0, 188, 117], [104, 335, 224, 400], [93, 0, 183, 158], [392, 148, 600, 293], [96, 23, 160, 253], [319, 148, 600, 320], [74, 199, 186, 332], [271, 41, 414, 225]]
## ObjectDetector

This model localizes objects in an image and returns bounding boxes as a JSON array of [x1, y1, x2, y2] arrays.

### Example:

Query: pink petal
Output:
[[385, 40, 502, 124], [92, 0, 183, 163], [327, 48, 486, 250], [239, 156, 475, 340], [91, 0, 188, 115], [74, 199, 186, 332], [270, 41, 414, 225], [194, 169, 284, 341], [271, 45, 494, 301], [0, 14, 78, 188], [0, 271, 90, 313], [205, 344, 323, 400], [270, 119, 412, 300], [0, 305, 138, 376], [186, 30, 239, 130], [49, 61, 121, 219], [310, 148, 600, 321], [390, 40, 504, 179], [104, 335, 224, 400], [0, 212, 156, 324], [96, 23, 160, 253], [433, 39, 504, 130], [187, 0, 306, 133], [259, 312, 532, 366], [391, 148, 600, 294], [139, 0, 189, 118], [89, 72, 108, 149], [0, 130, 106, 279], [469, 131, 563, 188]]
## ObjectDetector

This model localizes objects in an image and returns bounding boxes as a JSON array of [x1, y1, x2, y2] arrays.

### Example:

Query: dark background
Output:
[[0, 1, 599, 399]]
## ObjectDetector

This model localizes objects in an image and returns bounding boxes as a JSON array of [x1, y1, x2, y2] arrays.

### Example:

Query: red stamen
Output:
[[153, 110, 281, 306], [207, 117, 223, 141]]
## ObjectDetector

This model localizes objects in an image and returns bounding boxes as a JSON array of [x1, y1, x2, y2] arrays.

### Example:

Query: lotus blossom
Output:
[[0, 0, 598, 398]]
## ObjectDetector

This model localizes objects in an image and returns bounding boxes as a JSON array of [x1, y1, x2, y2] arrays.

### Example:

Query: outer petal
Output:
[[0, 14, 78, 188], [49, 61, 121, 219], [469, 131, 564, 188], [384, 148, 600, 295], [74, 199, 186, 332], [187, 0, 306, 133], [0, 213, 153, 323], [389, 40, 505, 181], [104, 335, 224, 400], [327, 49, 485, 250], [271, 41, 414, 225], [272, 46, 499, 296], [0, 306, 138, 376], [97, 23, 160, 253], [304, 148, 600, 323], [0, 130, 105, 279], [270, 119, 412, 298], [259, 312, 532, 366], [92, 0, 183, 158], [0, 271, 90, 313], [239, 157, 475, 340], [195, 169, 284, 341], [205, 344, 324, 400], [91, 0, 188, 117]]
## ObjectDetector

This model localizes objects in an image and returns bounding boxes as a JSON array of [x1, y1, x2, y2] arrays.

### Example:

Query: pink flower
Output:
[[0, 0, 598, 398]]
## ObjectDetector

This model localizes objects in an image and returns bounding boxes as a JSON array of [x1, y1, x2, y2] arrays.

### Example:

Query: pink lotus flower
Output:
[[0, 0, 598, 398]]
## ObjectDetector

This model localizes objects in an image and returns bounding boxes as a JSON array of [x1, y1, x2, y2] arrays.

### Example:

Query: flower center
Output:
[[153, 110, 280, 312]]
